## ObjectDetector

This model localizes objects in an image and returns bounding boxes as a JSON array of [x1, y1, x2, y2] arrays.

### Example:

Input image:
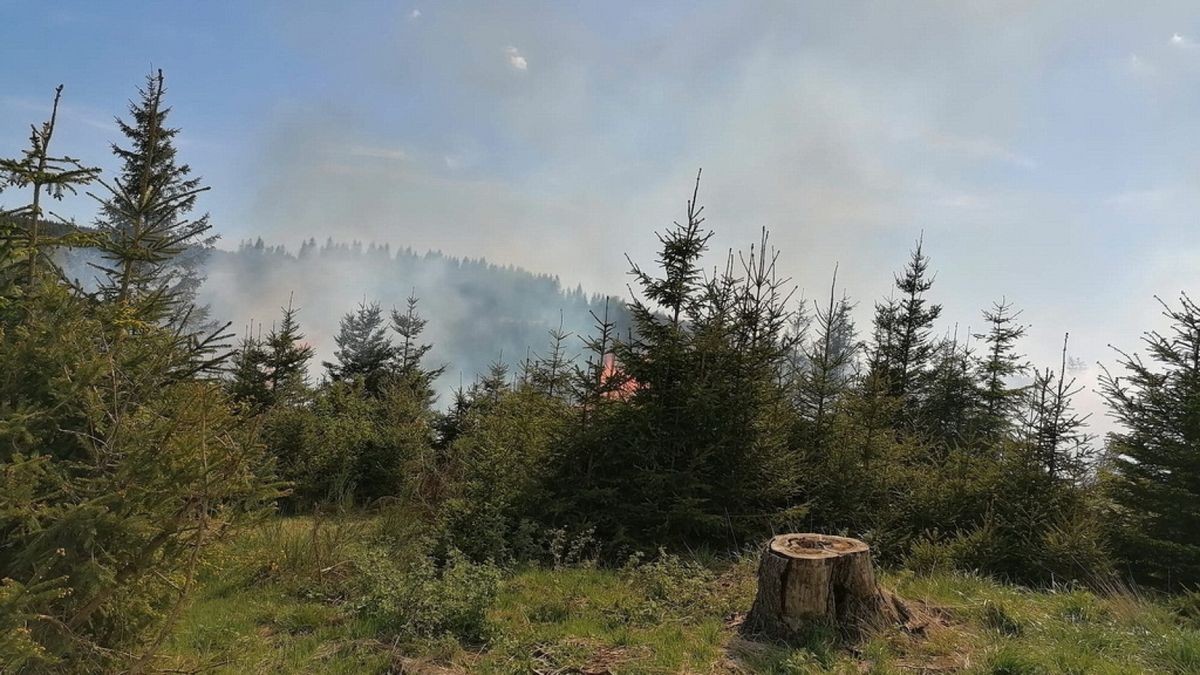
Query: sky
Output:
[[4, 1, 1200, 432]]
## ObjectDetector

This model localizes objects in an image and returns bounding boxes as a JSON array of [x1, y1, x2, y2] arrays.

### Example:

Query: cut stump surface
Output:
[[746, 533, 898, 639]]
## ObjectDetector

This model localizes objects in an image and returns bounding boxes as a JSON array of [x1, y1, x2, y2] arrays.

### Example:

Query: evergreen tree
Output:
[[474, 358, 512, 407], [919, 327, 981, 450], [1101, 294, 1200, 587], [573, 298, 622, 408], [263, 298, 314, 405], [783, 300, 812, 389], [390, 292, 443, 401], [865, 296, 896, 393], [0, 85, 100, 292], [92, 71, 215, 329], [560, 174, 801, 548], [228, 327, 270, 411], [793, 268, 857, 442], [559, 299, 627, 514], [229, 301, 313, 412], [1025, 333, 1091, 479], [974, 299, 1028, 439], [609, 172, 718, 544], [434, 385, 571, 562], [324, 299, 394, 393], [626, 170, 713, 329], [0, 76, 275, 669], [871, 237, 942, 408], [434, 385, 472, 451], [527, 313, 573, 399]]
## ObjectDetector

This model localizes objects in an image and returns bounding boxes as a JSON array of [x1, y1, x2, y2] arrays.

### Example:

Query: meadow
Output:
[[157, 516, 1200, 675]]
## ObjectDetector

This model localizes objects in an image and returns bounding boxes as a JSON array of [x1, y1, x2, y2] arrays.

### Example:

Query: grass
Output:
[[153, 517, 1200, 674]]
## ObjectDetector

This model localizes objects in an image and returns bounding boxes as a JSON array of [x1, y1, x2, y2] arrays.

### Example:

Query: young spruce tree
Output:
[[0, 85, 100, 294], [325, 299, 394, 393], [564, 172, 801, 549], [973, 299, 1029, 440], [793, 268, 857, 444], [1101, 294, 1200, 588], [92, 70, 215, 330], [391, 291, 444, 403], [870, 237, 942, 415], [264, 298, 314, 406]]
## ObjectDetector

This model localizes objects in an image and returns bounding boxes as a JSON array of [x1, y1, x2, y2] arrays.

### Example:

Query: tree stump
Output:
[[746, 533, 895, 639]]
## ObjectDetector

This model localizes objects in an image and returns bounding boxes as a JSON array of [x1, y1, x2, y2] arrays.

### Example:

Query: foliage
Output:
[[1101, 293, 1200, 588], [869, 236, 942, 410], [553, 176, 803, 551], [391, 292, 444, 401], [789, 268, 857, 449], [0, 84, 100, 294], [7, 72, 1200, 670], [263, 299, 315, 405], [412, 380, 572, 562], [92, 70, 217, 333], [323, 299, 395, 393], [351, 546, 501, 644], [0, 76, 276, 672], [0, 280, 278, 670], [974, 299, 1029, 439], [263, 378, 434, 507]]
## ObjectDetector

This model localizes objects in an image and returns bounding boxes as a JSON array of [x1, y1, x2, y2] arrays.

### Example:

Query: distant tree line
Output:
[[58, 233, 630, 401]]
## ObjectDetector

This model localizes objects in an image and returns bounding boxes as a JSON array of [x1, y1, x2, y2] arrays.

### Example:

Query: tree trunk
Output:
[[746, 533, 895, 638]]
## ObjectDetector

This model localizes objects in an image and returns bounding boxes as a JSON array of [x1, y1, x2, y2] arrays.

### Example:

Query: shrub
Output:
[[0, 285, 278, 671], [431, 388, 569, 562], [263, 380, 434, 508], [618, 551, 719, 621], [351, 545, 501, 644]]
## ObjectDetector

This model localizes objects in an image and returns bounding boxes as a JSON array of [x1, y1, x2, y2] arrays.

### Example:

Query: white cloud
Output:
[[409, 9, 421, 20], [505, 46, 528, 71], [1169, 32, 1200, 51]]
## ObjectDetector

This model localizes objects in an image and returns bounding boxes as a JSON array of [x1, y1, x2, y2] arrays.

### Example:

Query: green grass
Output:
[[153, 517, 1200, 674], [156, 516, 393, 674]]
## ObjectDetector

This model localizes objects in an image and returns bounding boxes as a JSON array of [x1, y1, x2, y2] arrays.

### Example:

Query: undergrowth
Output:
[[153, 516, 1200, 674]]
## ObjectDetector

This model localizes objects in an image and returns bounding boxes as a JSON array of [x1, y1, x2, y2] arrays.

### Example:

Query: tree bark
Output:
[[746, 533, 895, 638]]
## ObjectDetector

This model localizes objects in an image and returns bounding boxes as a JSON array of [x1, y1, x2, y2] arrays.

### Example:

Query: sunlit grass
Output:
[[154, 516, 1200, 674]]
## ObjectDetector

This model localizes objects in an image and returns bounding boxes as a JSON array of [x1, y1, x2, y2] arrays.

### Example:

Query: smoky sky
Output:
[[7, 1, 1200, 432]]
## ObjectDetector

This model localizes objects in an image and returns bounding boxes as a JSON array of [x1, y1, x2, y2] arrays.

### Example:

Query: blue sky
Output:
[[4, 1, 1200, 428]]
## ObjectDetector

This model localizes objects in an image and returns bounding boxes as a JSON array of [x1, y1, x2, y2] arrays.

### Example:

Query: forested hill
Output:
[[200, 238, 629, 396]]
